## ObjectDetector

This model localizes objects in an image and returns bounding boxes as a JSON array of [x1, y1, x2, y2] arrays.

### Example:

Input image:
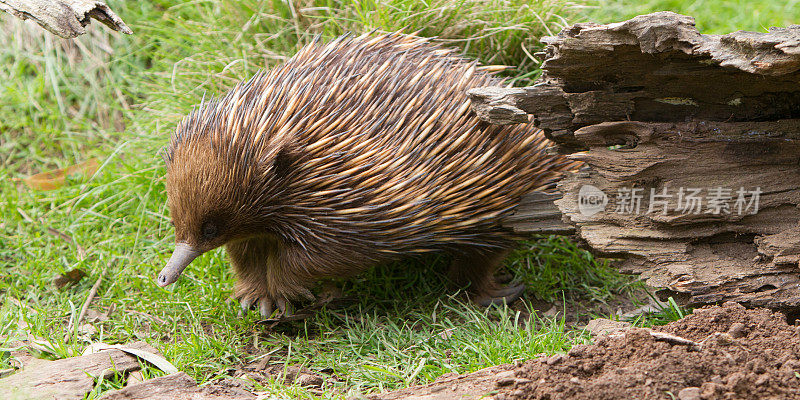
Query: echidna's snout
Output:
[[157, 243, 201, 287]]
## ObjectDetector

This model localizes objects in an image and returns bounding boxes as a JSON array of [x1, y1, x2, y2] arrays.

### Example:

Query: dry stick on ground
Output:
[[0, 0, 132, 38], [67, 263, 108, 337], [607, 330, 700, 350]]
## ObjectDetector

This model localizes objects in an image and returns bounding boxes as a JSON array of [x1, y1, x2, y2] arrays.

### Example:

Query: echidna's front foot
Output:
[[236, 282, 295, 318], [474, 282, 525, 307], [238, 293, 293, 318]]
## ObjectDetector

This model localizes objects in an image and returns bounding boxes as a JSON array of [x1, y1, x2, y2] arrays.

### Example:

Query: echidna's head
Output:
[[156, 93, 298, 287], [157, 141, 249, 287]]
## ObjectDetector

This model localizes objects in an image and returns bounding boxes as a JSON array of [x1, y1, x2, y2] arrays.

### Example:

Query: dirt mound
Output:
[[500, 302, 800, 400], [368, 302, 800, 400]]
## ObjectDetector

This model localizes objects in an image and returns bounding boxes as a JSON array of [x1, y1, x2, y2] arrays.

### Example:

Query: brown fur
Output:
[[164, 32, 577, 309]]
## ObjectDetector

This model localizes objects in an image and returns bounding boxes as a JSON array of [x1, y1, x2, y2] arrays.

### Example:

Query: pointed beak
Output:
[[157, 243, 201, 287]]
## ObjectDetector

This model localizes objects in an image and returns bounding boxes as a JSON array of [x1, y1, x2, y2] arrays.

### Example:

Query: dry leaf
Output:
[[84, 308, 110, 323], [53, 268, 87, 289], [23, 158, 99, 190], [83, 342, 179, 374]]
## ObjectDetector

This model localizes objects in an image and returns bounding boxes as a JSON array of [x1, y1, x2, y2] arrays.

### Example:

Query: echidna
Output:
[[157, 32, 575, 316]]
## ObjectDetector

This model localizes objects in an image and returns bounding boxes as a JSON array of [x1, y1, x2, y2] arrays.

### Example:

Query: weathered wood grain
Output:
[[502, 192, 574, 235], [99, 372, 255, 400], [0, 341, 156, 400], [484, 12, 800, 309], [0, 0, 131, 38]]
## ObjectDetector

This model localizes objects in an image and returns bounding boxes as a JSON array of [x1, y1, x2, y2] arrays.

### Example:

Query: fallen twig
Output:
[[648, 331, 700, 348], [608, 329, 701, 350], [68, 262, 108, 336]]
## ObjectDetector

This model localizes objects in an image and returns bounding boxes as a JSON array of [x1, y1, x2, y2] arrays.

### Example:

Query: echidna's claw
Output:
[[240, 296, 254, 311], [276, 297, 294, 317], [258, 298, 274, 318], [234, 280, 304, 319], [238, 295, 254, 317], [475, 282, 525, 307]]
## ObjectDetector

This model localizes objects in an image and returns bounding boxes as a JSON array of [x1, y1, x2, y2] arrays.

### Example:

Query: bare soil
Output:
[[369, 302, 800, 400], [503, 302, 800, 399]]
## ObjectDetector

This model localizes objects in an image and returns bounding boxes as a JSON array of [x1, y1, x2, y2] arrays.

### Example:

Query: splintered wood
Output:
[[0, 0, 131, 38], [482, 12, 800, 309]]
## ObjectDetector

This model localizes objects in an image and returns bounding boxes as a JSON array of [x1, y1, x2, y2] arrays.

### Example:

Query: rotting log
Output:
[[486, 12, 800, 310], [0, 341, 157, 400], [503, 192, 574, 235], [0, 0, 131, 38], [99, 372, 255, 400]]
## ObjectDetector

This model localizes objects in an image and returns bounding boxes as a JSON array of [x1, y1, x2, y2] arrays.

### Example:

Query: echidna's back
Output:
[[177, 32, 576, 256]]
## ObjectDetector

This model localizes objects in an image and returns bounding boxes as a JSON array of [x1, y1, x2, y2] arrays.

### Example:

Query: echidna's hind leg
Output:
[[447, 246, 525, 307]]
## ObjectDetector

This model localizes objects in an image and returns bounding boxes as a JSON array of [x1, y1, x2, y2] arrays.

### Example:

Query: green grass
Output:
[[509, 236, 637, 304], [629, 296, 691, 328], [584, 0, 800, 33], [0, 0, 791, 398]]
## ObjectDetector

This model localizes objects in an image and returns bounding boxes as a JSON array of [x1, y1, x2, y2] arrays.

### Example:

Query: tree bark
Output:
[[482, 12, 800, 310], [0, 0, 131, 38]]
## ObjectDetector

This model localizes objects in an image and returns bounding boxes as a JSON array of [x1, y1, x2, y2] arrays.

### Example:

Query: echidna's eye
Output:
[[201, 222, 218, 239]]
